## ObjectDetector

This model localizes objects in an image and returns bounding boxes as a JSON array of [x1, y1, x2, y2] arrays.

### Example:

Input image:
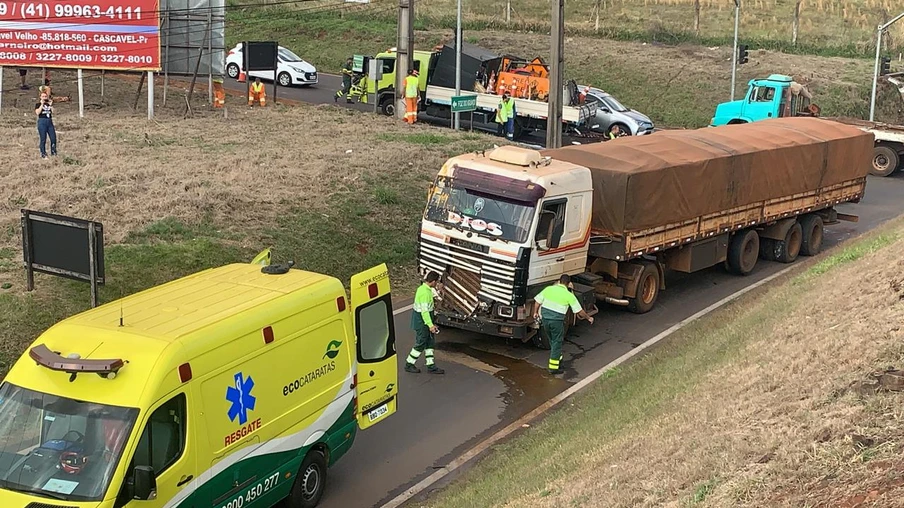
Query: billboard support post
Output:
[[77, 69, 84, 118], [0, 66, 4, 115], [148, 71, 154, 119]]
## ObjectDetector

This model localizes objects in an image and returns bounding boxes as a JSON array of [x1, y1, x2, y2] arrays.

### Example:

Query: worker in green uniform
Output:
[[405, 271, 445, 374], [336, 57, 354, 104], [532, 274, 594, 375]]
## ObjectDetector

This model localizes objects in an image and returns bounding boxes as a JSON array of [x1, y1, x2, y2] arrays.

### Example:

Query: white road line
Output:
[[379, 264, 796, 508], [393, 304, 413, 316]]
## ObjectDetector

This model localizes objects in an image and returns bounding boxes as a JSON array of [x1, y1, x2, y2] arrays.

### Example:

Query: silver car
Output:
[[580, 86, 654, 136]]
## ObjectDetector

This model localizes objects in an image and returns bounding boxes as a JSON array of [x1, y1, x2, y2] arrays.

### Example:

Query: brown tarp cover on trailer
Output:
[[540, 117, 873, 234]]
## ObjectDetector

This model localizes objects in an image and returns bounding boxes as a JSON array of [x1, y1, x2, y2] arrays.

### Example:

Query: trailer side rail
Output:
[[614, 177, 866, 258]]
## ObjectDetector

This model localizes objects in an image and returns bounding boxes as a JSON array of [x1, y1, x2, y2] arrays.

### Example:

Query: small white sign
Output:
[[43, 478, 79, 495]]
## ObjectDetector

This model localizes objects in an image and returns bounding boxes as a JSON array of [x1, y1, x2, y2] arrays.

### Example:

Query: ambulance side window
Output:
[[355, 294, 395, 362], [131, 394, 186, 474]]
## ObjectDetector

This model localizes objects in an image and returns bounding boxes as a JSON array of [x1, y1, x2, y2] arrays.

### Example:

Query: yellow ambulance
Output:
[[0, 251, 399, 507]]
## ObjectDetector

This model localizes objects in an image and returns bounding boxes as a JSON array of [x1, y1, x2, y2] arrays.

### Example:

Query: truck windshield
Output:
[[0, 382, 138, 502], [424, 176, 535, 243]]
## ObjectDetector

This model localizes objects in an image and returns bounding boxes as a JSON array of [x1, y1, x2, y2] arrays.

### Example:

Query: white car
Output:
[[225, 43, 318, 87]]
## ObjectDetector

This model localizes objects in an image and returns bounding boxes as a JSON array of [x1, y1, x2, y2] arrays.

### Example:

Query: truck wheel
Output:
[[727, 230, 759, 275], [286, 449, 327, 508], [775, 221, 802, 263], [799, 215, 824, 256], [380, 98, 394, 116], [627, 261, 660, 314], [870, 146, 899, 177]]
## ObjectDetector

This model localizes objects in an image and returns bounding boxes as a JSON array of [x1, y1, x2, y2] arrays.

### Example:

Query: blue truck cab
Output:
[[711, 74, 816, 126]]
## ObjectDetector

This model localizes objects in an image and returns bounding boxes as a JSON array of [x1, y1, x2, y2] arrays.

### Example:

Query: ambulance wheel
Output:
[[287, 449, 326, 508]]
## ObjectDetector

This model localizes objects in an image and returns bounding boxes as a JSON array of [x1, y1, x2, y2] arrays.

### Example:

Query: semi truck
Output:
[[416, 117, 873, 347], [365, 43, 598, 140], [711, 73, 904, 177]]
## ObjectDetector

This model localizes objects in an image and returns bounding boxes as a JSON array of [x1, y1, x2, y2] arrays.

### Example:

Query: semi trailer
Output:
[[416, 117, 873, 347]]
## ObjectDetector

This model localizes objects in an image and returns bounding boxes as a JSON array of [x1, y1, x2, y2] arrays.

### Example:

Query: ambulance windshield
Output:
[[424, 175, 536, 243], [0, 382, 138, 502]]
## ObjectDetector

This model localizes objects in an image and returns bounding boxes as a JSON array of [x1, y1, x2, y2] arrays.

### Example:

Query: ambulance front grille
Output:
[[27, 503, 77, 508]]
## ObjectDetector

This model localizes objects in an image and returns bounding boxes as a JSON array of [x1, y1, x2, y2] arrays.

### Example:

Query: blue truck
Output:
[[711, 73, 904, 177]]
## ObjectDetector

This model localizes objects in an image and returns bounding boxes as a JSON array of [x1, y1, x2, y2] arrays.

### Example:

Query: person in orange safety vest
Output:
[[404, 69, 419, 124], [248, 77, 266, 107]]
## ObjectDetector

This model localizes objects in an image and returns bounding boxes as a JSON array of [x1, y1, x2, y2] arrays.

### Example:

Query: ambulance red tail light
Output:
[[178, 363, 193, 383], [368, 283, 378, 299], [262, 326, 274, 344], [336, 296, 346, 312]]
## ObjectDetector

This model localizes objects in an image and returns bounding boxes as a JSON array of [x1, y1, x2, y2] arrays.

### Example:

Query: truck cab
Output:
[[366, 48, 436, 116], [711, 74, 817, 126], [417, 146, 598, 346]]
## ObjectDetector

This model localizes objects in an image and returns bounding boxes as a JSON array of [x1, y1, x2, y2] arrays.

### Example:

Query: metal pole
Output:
[[396, 0, 414, 120], [77, 68, 84, 118], [148, 71, 154, 119], [454, 0, 461, 130], [101, 70, 105, 97], [730, 0, 740, 101], [506, 0, 510, 25], [546, 0, 564, 149], [870, 25, 883, 122], [88, 223, 97, 308], [0, 66, 4, 115]]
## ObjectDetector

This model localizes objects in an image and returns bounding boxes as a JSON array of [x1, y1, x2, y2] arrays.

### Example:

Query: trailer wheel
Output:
[[870, 146, 899, 177], [285, 449, 327, 508], [799, 215, 824, 256], [775, 221, 802, 263], [727, 230, 759, 275], [627, 261, 660, 314], [759, 238, 778, 261]]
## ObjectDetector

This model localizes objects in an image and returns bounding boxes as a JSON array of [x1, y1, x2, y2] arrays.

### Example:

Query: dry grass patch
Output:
[[417, 218, 904, 508]]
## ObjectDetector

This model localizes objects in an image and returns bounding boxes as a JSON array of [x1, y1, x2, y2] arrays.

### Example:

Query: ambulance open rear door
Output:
[[350, 264, 399, 430]]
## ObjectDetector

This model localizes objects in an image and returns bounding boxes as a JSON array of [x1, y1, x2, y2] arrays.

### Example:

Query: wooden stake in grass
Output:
[[792, 0, 802, 45], [694, 0, 701, 35]]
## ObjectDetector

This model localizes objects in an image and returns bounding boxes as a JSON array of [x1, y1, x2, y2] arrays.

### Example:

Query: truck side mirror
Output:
[[133, 466, 157, 500], [548, 219, 565, 249]]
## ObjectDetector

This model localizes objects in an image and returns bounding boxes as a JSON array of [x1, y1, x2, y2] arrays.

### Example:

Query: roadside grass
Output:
[[230, 0, 903, 57], [416, 214, 904, 507], [0, 71, 501, 378], [222, 6, 901, 128]]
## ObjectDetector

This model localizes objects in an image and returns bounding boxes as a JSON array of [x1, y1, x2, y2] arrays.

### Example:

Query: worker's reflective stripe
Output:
[[407, 349, 422, 363], [548, 358, 560, 369], [405, 76, 418, 98], [535, 284, 582, 315], [251, 83, 264, 93], [425, 348, 435, 366]]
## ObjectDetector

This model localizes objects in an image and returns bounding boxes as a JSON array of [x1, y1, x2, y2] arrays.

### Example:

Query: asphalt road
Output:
[[223, 74, 561, 146], [226, 75, 904, 508]]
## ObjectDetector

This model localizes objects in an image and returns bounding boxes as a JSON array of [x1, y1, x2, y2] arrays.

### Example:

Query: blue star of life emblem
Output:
[[226, 372, 256, 425]]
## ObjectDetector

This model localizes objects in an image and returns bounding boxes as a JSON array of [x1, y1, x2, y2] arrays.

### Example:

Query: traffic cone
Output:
[[237, 70, 246, 83]]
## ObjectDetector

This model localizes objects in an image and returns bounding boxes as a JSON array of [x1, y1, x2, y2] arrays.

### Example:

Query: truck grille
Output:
[[417, 235, 520, 305]]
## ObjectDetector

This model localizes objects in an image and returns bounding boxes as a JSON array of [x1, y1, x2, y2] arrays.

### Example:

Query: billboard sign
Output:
[[0, 0, 161, 70]]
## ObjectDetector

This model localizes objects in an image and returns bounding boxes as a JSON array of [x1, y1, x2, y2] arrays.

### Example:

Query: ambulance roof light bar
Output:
[[30, 344, 125, 379]]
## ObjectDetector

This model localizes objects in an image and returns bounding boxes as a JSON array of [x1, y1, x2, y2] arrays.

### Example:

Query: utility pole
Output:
[[546, 0, 564, 149], [395, 0, 415, 121], [870, 11, 904, 121], [454, 0, 461, 130], [730, 0, 740, 101]]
